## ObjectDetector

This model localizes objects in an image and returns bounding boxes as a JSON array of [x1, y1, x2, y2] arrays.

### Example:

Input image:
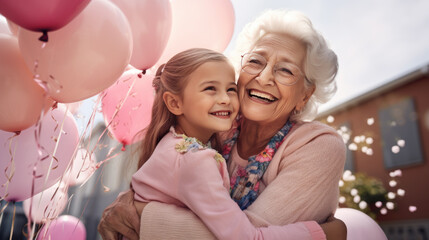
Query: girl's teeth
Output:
[[213, 112, 229, 116]]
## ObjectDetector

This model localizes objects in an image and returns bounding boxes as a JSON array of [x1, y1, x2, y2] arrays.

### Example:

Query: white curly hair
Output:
[[229, 9, 338, 122]]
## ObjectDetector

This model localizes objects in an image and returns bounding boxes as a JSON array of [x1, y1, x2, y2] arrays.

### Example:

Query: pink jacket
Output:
[[135, 121, 345, 239]]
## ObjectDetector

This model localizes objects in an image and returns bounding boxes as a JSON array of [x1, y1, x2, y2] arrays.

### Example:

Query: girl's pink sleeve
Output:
[[175, 149, 326, 240]]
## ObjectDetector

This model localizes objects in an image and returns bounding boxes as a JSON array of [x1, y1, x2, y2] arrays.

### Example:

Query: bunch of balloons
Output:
[[1, 0, 235, 237]]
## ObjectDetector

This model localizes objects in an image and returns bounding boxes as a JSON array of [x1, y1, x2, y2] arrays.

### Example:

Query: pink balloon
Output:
[[0, 15, 12, 35], [111, 0, 172, 70], [0, 34, 46, 132], [6, 19, 19, 36], [18, 0, 133, 103], [335, 208, 387, 240], [102, 68, 155, 145], [0, 107, 79, 202], [37, 215, 86, 240], [64, 148, 96, 186], [23, 181, 68, 223], [0, 0, 90, 33], [156, 0, 235, 65]]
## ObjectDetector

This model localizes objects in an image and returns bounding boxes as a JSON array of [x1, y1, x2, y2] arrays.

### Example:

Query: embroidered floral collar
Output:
[[171, 126, 209, 153], [171, 126, 224, 163]]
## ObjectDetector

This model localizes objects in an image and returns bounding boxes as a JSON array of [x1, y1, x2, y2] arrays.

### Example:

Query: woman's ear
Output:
[[296, 85, 315, 112], [163, 92, 183, 116]]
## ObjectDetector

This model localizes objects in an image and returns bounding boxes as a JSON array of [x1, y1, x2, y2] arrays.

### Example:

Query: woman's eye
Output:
[[248, 59, 263, 65], [277, 67, 293, 75]]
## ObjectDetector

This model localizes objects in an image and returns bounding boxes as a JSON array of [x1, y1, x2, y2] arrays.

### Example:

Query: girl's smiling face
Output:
[[175, 61, 239, 142]]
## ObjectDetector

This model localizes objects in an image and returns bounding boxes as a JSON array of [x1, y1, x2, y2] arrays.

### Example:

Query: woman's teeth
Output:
[[249, 90, 276, 102]]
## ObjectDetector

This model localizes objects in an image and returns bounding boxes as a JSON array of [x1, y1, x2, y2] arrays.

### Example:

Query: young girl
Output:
[[130, 48, 325, 240]]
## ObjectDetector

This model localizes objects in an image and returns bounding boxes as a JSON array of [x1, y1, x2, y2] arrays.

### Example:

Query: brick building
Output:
[[318, 64, 429, 239]]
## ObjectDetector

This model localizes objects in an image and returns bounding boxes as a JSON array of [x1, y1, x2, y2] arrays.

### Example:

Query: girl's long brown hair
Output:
[[137, 48, 229, 168]]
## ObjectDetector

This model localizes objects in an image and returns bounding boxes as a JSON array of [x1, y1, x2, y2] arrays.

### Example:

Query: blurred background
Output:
[[1, 0, 428, 239]]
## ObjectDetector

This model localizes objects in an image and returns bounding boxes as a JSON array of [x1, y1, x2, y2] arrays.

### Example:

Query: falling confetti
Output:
[[327, 115, 335, 123], [343, 170, 352, 178], [375, 201, 383, 208], [389, 170, 401, 177], [366, 148, 373, 156], [359, 201, 368, 209], [339, 196, 346, 203], [389, 180, 397, 187], [391, 145, 400, 154], [394, 169, 402, 177], [397, 189, 405, 196], [386, 202, 395, 210], [353, 195, 361, 203], [388, 192, 396, 199], [397, 139, 405, 147], [354, 136, 362, 143], [342, 170, 356, 181], [367, 118, 374, 125], [380, 208, 387, 215], [389, 169, 402, 177], [350, 188, 358, 196], [348, 143, 358, 151], [409, 206, 417, 212], [365, 137, 373, 144], [339, 180, 344, 187]]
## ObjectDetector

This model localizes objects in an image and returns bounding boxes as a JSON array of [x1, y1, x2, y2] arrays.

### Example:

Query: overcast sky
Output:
[[3, 0, 428, 130], [80, 0, 429, 129], [228, 0, 429, 111]]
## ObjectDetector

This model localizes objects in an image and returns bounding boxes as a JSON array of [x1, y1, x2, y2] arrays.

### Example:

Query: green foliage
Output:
[[339, 172, 389, 219]]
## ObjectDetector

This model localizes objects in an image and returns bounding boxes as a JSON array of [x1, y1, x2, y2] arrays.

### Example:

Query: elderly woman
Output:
[[99, 9, 346, 240]]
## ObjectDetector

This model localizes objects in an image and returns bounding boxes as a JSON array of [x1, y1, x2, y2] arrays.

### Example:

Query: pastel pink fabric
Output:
[[137, 121, 345, 239]]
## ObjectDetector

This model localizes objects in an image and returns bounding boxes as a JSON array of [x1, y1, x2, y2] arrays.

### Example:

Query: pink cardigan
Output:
[[137, 121, 345, 239]]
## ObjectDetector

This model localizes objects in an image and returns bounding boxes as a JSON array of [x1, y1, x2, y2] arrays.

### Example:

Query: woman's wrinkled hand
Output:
[[98, 190, 141, 240], [321, 215, 347, 240]]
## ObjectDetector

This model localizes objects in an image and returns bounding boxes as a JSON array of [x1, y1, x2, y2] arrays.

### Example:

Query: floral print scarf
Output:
[[222, 119, 294, 210]]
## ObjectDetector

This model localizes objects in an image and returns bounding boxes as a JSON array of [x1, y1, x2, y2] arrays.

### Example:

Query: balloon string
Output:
[[21, 223, 30, 239], [29, 103, 50, 238], [27, 94, 53, 239], [100, 73, 137, 140], [82, 73, 137, 169], [45, 105, 69, 184], [95, 148, 121, 172], [0, 201, 9, 225], [32, 43, 64, 96], [0, 132, 20, 201], [9, 202, 16, 240]]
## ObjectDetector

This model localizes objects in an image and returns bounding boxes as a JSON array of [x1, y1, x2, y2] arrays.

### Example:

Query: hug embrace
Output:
[[98, 9, 387, 240]]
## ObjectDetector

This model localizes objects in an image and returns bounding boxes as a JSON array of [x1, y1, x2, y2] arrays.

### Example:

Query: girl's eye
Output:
[[204, 86, 216, 91], [228, 87, 237, 92]]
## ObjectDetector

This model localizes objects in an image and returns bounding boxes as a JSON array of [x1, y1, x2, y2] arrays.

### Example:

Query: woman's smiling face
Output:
[[238, 33, 314, 126]]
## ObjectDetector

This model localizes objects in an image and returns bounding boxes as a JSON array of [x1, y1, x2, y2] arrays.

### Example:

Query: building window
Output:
[[337, 122, 355, 171], [378, 97, 424, 169]]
